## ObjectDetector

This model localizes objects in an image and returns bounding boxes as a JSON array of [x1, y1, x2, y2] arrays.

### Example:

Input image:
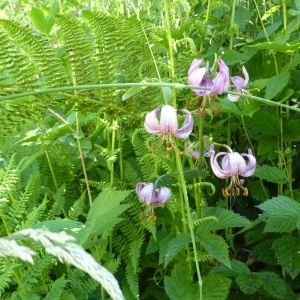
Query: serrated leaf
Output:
[[210, 260, 251, 277], [272, 235, 300, 279], [283, 119, 300, 141], [254, 165, 288, 184], [251, 240, 277, 265], [258, 196, 300, 232], [164, 233, 191, 266], [236, 273, 263, 294], [260, 271, 292, 299], [200, 207, 251, 231], [164, 263, 199, 300], [202, 274, 232, 300], [196, 233, 230, 268], [245, 110, 280, 135], [265, 72, 290, 99]]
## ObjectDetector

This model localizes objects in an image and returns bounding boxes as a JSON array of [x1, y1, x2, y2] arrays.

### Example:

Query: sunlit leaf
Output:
[[202, 274, 232, 300], [265, 72, 290, 99], [254, 165, 288, 184]]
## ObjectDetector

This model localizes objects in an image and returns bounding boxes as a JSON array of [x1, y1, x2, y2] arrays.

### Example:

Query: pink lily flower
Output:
[[144, 105, 194, 139], [188, 58, 230, 96], [136, 182, 171, 221], [209, 145, 256, 196], [228, 66, 249, 101]]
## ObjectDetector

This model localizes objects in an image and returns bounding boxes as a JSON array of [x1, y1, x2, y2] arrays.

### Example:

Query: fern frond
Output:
[[20, 196, 49, 230], [193, 216, 218, 227], [186, 181, 215, 195], [67, 192, 86, 220], [47, 184, 66, 219], [129, 234, 145, 274], [44, 276, 68, 300]]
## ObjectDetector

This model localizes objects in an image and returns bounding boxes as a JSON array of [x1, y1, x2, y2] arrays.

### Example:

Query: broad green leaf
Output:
[[251, 42, 298, 54], [158, 233, 176, 265], [29, 8, 54, 35], [196, 233, 230, 268], [254, 165, 288, 184], [200, 207, 251, 231], [164, 263, 199, 300], [283, 119, 300, 141], [235, 7, 252, 30], [202, 274, 232, 300], [257, 135, 277, 157], [272, 235, 300, 278], [236, 273, 263, 294], [247, 180, 270, 201], [258, 196, 300, 232], [251, 240, 277, 265], [245, 110, 280, 135], [86, 188, 131, 235], [260, 271, 293, 299], [210, 260, 251, 277], [164, 233, 191, 266], [265, 72, 290, 99]]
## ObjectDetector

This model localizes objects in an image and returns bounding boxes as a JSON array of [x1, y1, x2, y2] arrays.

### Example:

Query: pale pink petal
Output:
[[188, 59, 203, 76], [210, 151, 231, 179], [153, 187, 171, 206], [160, 105, 178, 136], [144, 108, 163, 135], [136, 182, 154, 205], [227, 94, 240, 101], [175, 109, 194, 138], [211, 58, 230, 94], [241, 149, 256, 177], [188, 67, 207, 87]]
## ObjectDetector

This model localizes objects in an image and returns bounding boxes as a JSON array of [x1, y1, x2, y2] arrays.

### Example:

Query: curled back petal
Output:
[[210, 151, 231, 179], [137, 183, 154, 205], [153, 187, 171, 207], [175, 109, 194, 138], [144, 108, 163, 135], [241, 150, 256, 177], [188, 67, 207, 94], [227, 93, 240, 101], [230, 76, 246, 92], [188, 59, 204, 76], [159, 105, 178, 136], [211, 58, 230, 94]]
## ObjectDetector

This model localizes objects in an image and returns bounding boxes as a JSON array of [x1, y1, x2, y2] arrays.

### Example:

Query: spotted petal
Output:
[[144, 108, 163, 135], [175, 109, 194, 138]]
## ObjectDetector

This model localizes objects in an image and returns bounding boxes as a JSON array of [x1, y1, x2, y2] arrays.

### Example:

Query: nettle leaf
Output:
[[201, 207, 251, 231], [164, 263, 199, 300], [245, 110, 280, 135], [251, 240, 277, 265], [196, 233, 230, 268], [236, 273, 263, 294], [283, 119, 300, 141], [265, 72, 290, 99], [257, 196, 300, 232], [163, 233, 191, 267], [254, 165, 288, 184], [202, 274, 231, 300], [272, 235, 300, 279], [260, 271, 293, 299], [210, 260, 251, 277]]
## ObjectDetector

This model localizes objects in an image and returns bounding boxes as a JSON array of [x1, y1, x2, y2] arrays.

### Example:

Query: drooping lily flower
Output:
[[188, 58, 230, 96], [209, 144, 256, 196], [136, 182, 171, 221], [228, 66, 249, 101], [144, 105, 194, 139]]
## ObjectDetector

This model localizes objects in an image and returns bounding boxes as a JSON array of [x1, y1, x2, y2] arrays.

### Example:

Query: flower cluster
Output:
[[136, 56, 256, 220], [188, 58, 249, 101]]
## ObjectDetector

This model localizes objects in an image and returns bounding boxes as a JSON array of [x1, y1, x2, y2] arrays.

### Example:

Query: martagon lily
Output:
[[136, 182, 171, 221], [228, 66, 249, 101], [208, 144, 256, 196], [144, 105, 194, 139], [188, 58, 230, 96]]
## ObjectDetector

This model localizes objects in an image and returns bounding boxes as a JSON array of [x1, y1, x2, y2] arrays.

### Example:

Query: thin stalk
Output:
[[200, 0, 212, 53], [162, 0, 177, 107], [2, 83, 300, 113], [229, 0, 237, 50], [174, 145, 202, 299], [110, 120, 117, 187]]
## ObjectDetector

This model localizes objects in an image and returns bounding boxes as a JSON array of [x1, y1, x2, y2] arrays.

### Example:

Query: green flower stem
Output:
[[200, 0, 212, 53], [162, 0, 177, 107], [229, 0, 237, 50], [2, 83, 300, 113], [174, 145, 202, 299]]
